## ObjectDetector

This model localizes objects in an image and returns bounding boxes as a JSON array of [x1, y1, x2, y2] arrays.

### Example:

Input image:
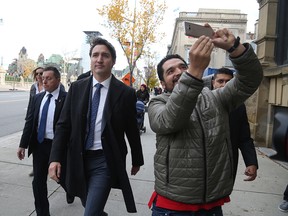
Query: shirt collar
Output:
[[45, 84, 60, 98], [92, 75, 112, 89]]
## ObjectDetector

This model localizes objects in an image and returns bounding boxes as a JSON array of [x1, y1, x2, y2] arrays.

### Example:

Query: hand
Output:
[[49, 162, 62, 183], [17, 147, 25, 160], [212, 28, 245, 57], [188, 35, 214, 79], [131, 166, 140, 175], [244, 165, 257, 181]]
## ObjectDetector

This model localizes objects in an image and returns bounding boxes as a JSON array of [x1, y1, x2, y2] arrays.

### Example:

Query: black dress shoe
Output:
[[66, 193, 75, 204], [102, 212, 108, 216]]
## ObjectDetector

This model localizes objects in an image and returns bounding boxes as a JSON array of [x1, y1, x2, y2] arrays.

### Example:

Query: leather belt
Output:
[[84, 150, 104, 156]]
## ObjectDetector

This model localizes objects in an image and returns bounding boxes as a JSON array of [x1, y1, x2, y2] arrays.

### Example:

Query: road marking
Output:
[[0, 99, 28, 103]]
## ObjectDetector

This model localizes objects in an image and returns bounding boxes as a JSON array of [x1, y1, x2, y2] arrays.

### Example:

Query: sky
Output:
[[0, 0, 259, 70]]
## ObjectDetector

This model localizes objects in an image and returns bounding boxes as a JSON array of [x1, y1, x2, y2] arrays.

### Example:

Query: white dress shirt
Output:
[[38, 86, 60, 140], [89, 75, 111, 150]]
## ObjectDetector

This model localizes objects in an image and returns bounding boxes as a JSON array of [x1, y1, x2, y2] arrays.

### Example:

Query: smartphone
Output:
[[184, 22, 214, 38]]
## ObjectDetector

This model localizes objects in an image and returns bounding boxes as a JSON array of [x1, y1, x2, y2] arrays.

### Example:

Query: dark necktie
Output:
[[85, 83, 103, 150], [37, 93, 53, 143]]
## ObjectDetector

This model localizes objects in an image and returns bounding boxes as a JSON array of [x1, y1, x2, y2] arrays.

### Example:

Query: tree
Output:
[[7, 58, 36, 78], [142, 49, 159, 89], [62, 49, 78, 76], [7, 59, 17, 76], [22, 59, 36, 78], [146, 66, 159, 89], [98, 0, 166, 86]]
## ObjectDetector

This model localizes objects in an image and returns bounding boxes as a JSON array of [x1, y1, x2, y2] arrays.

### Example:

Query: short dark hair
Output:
[[157, 54, 188, 81], [213, 67, 234, 79], [32, 67, 44, 80], [43, 66, 60, 79], [89, 37, 117, 63]]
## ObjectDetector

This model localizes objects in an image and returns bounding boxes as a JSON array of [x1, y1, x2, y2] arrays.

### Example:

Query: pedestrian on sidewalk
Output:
[[26, 67, 45, 177], [148, 26, 263, 215], [26, 67, 45, 120], [206, 67, 258, 182], [136, 84, 150, 105], [17, 66, 67, 216], [279, 184, 288, 212], [48, 37, 144, 216]]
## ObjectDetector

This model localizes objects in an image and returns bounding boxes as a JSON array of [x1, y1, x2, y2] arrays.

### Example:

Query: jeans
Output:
[[151, 203, 223, 216], [81, 151, 111, 216]]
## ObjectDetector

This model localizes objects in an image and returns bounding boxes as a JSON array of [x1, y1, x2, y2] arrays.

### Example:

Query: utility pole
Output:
[[129, 0, 137, 87]]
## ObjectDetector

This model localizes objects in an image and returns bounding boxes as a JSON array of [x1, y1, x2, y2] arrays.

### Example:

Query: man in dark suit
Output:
[[17, 66, 67, 216], [48, 37, 144, 216], [60, 70, 92, 205], [211, 67, 258, 181]]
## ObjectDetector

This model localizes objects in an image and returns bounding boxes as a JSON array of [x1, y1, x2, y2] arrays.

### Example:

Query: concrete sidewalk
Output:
[[0, 114, 288, 216]]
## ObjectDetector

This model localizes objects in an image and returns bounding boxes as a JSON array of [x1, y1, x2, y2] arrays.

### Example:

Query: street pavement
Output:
[[0, 86, 288, 216]]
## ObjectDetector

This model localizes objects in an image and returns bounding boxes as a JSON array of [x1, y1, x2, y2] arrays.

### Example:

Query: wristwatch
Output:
[[227, 36, 240, 53]]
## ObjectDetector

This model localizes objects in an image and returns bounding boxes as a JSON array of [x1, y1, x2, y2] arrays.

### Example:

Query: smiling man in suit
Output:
[[17, 66, 66, 216], [48, 37, 144, 216]]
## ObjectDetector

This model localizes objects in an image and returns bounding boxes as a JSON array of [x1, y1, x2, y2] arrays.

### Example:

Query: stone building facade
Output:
[[167, 8, 248, 68], [250, 0, 288, 157], [167, 2, 288, 159]]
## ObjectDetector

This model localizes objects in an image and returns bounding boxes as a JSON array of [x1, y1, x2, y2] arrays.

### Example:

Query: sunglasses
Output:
[[36, 72, 43, 76]]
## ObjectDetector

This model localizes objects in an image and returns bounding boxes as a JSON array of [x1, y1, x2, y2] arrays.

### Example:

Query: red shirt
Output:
[[148, 191, 230, 211]]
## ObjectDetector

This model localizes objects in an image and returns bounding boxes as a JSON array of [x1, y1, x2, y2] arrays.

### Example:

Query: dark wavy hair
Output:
[[43, 66, 61, 79], [89, 37, 116, 63], [213, 67, 234, 79], [157, 54, 188, 81]]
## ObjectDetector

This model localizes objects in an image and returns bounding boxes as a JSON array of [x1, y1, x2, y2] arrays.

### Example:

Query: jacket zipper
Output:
[[166, 144, 170, 183], [195, 106, 207, 202]]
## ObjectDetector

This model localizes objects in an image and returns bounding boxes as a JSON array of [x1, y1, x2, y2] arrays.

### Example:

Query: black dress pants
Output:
[[32, 139, 52, 216], [284, 184, 288, 201]]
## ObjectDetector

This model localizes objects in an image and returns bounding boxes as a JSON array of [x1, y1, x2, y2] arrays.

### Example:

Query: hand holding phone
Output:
[[184, 22, 214, 38]]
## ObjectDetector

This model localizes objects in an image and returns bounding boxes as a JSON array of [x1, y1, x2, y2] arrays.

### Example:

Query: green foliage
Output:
[[147, 67, 159, 89], [5, 75, 21, 82]]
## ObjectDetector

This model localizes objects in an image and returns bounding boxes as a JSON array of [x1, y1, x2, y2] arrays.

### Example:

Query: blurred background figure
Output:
[[26, 67, 45, 177], [136, 84, 150, 105], [211, 68, 258, 182]]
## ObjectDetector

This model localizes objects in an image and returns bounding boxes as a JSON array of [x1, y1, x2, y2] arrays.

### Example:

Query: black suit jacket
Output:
[[19, 88, 67, 156], [49, 75, 144, 213], [229, 104, 258, 180], [77, 70, 91, 80]]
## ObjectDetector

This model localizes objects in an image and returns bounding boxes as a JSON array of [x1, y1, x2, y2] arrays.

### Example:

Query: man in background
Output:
[[211, 67, 258, 181], [17, 66, 66, 216]]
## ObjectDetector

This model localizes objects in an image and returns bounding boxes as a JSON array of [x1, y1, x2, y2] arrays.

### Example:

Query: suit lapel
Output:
[[53, 89, 67, 128], [34, 92, 45, 119], [33, 93, 45, 131], [101, 75, 125, 133], [82, 76, 93, 141]]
